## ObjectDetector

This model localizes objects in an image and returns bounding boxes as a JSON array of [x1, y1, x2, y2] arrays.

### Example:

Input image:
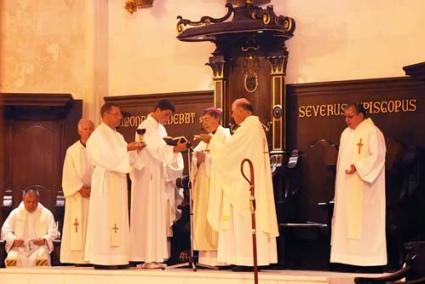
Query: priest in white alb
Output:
[[1, 188, 60, 267], [211, 98, 279, 270], [191, 107, 231, 266], [129, 99, 187, 269], [84, 103, 144, 268], [331, 103, 387, 267], [60, 119, 94, 264]]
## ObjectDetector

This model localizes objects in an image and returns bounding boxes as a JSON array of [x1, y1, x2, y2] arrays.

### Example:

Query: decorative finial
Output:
[[125, 0, 154, 15]]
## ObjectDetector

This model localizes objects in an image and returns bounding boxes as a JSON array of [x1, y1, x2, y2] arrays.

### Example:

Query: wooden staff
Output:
[[241, 158, 258, 284]]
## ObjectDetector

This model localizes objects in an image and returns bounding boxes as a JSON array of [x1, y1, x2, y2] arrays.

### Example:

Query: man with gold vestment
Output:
[[192, 107, 231, 266]]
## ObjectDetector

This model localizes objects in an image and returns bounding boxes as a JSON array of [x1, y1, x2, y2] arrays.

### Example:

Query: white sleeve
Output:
[[355, 128, 386, 184]]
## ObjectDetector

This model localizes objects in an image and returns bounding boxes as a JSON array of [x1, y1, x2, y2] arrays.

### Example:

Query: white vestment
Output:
[[129, 115, 181, 263], [191, 126, 231, 265], [164, 153, 184, 237], [211, 116, 278, 266], [84, 123, 134, 265], [1, 202, 59, 267], [331, 118, 387, 266], [60, 140, 93, 264]]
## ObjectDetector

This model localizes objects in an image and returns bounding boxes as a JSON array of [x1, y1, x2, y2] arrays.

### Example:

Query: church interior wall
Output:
[[1, 0, 425, 120]]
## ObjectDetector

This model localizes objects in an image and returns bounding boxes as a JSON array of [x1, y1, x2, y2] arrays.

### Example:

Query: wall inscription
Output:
[[120, 112, 198, 128], [298, 98, 417, 118]]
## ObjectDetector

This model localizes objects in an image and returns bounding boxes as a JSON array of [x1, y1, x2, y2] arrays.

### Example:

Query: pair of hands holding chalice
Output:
[[127, 128, 147, 152]]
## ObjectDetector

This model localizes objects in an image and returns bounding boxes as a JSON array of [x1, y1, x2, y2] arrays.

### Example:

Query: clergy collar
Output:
[[79, 140, 87, 148]]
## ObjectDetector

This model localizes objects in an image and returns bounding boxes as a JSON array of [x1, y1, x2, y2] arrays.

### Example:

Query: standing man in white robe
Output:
[[85, 103, 144, 269], [331, 103, 387, 268], [60, 119, 94, 264], [192, 107, 231, 266], [129, 99, 187, 269], [211, 98, 279, 271], [1, 188, 60, 267]]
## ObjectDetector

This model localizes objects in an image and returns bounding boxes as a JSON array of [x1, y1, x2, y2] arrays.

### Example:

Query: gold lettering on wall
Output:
[[165, 112, 196, 125], [120, 115, 146, 127], [298, 99, 417, 118], [119, 112, 197, 127]]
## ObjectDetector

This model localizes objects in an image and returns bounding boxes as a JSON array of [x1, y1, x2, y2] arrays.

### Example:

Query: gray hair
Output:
[[22, 188, 40, 198], [77, 119, 95, 131]]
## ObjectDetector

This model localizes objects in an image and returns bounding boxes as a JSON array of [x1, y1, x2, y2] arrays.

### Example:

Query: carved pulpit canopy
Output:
[[176, 1, 295, 42], [227, 0, 271, 6]]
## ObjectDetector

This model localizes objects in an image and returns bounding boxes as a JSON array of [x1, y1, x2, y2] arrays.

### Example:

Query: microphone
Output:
[[228, 123, 236, 135], [287, 149, 299, 169]]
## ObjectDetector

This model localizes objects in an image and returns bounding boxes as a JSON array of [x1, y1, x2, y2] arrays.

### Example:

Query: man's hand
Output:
[[196, 151, 206, 164], [193, 133, 212, 143], [79, 186, 91, 198], [173, 140, 188, 153], [32, 238, 46, 246], [127, 142, 146, 152], [345, 164, 357, 175], [13, 239, 24, 248]]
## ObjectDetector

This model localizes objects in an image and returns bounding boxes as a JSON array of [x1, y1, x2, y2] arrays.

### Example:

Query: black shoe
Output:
[[231, 265, 261, 272]]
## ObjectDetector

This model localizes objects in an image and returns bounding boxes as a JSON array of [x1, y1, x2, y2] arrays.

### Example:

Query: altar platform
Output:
[[0, 266, 383, 284]]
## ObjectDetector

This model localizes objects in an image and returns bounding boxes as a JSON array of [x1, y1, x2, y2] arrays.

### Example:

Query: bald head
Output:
[[231, 98, 253, 125], [77, 119, 95, 144]]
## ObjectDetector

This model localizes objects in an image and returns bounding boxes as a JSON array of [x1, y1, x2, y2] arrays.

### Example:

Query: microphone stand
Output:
[[166, 144, 218, 271]]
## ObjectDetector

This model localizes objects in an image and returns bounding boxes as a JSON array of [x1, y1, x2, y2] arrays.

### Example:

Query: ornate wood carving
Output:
[[177, 2, 295, 167], [207, 55, 227, 120]]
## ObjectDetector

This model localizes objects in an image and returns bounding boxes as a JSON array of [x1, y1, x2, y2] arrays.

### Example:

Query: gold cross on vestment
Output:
[[112, 224, 119, 233], [73, 218, 79, 233], [357, 138, 363, 154]]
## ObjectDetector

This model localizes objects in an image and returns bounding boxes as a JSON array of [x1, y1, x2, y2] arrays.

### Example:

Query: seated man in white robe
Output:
[[60, 119, 94, 265], [331, 103, 387, 271], [211, 98, 279, 271], [192, 107, 231, 266], [1, 188, 60, 267]]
